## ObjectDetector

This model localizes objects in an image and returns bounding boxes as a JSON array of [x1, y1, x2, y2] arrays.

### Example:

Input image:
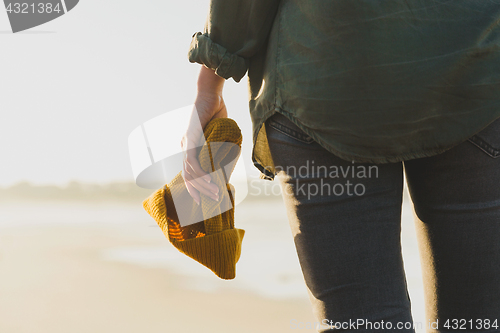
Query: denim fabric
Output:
[[265, 112, 500, 332]]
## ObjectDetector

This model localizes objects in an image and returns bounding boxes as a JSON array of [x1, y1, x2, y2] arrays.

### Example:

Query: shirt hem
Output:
[[275, 110, 468, 164]]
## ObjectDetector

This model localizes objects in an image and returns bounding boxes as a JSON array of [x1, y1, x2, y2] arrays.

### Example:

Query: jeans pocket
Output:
[[467, 117, 500, 158], [266, 113, 315, 144]]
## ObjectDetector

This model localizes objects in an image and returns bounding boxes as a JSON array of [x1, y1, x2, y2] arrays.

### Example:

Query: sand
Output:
[[0, 188, 426, 333], [0, 206, 316, 333]]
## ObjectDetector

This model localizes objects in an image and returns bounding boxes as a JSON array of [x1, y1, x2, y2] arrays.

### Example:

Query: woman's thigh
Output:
[[265, 112, 415, 332], [404, 117, 500, 332]]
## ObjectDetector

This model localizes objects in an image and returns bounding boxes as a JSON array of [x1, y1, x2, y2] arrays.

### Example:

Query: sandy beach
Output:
[[0, 186, 426, 333], [0, 199, 317, 333]]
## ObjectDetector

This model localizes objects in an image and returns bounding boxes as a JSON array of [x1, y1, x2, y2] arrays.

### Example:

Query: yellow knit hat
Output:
[[142, 117, 245, 280]]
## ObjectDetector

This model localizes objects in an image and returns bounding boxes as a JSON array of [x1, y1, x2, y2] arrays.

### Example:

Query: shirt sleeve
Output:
[[187, 0, 281, 83]]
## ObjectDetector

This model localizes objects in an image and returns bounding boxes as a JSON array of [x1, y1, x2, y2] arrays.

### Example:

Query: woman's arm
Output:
[[182, 0, 281, 203], [188, 0, 281, 82], [181, 66, 227, 205]]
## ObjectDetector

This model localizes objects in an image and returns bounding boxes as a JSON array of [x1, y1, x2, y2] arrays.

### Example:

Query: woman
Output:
[[181, 1, 500, 331]]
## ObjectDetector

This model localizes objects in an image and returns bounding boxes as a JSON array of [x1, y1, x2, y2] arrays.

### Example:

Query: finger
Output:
[[182, 149, 219, 201], [182, 166, 201, 205], [183, 169, 219, 201], [185, 181, 201, 206], [185, 176, 219, 201], [185, 149, 211, 183], [183, 160, 219, 194], [182, 169, 199, 202]]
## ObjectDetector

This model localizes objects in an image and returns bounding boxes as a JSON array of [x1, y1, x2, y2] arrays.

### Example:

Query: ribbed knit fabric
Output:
[[142, 118, 245, 280]]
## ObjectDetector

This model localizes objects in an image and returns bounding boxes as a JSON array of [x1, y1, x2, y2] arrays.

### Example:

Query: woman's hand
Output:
[[181, 66, 227, 205]]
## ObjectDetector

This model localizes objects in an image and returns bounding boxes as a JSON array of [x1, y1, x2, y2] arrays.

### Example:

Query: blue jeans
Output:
[[265, 112, 500, 332]]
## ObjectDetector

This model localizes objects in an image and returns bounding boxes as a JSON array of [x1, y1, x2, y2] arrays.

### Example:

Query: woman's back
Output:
[[248, 0, 500, 170]]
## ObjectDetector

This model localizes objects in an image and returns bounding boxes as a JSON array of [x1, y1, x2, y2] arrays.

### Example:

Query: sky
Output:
[[0, 0, 258, 187]]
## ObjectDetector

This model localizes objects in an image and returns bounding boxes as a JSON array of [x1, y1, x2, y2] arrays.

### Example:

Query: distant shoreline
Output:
[[0, 180, 283, 203]]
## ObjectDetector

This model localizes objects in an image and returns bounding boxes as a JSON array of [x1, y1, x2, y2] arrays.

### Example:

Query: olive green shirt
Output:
[[188, 0, 500, 180]]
